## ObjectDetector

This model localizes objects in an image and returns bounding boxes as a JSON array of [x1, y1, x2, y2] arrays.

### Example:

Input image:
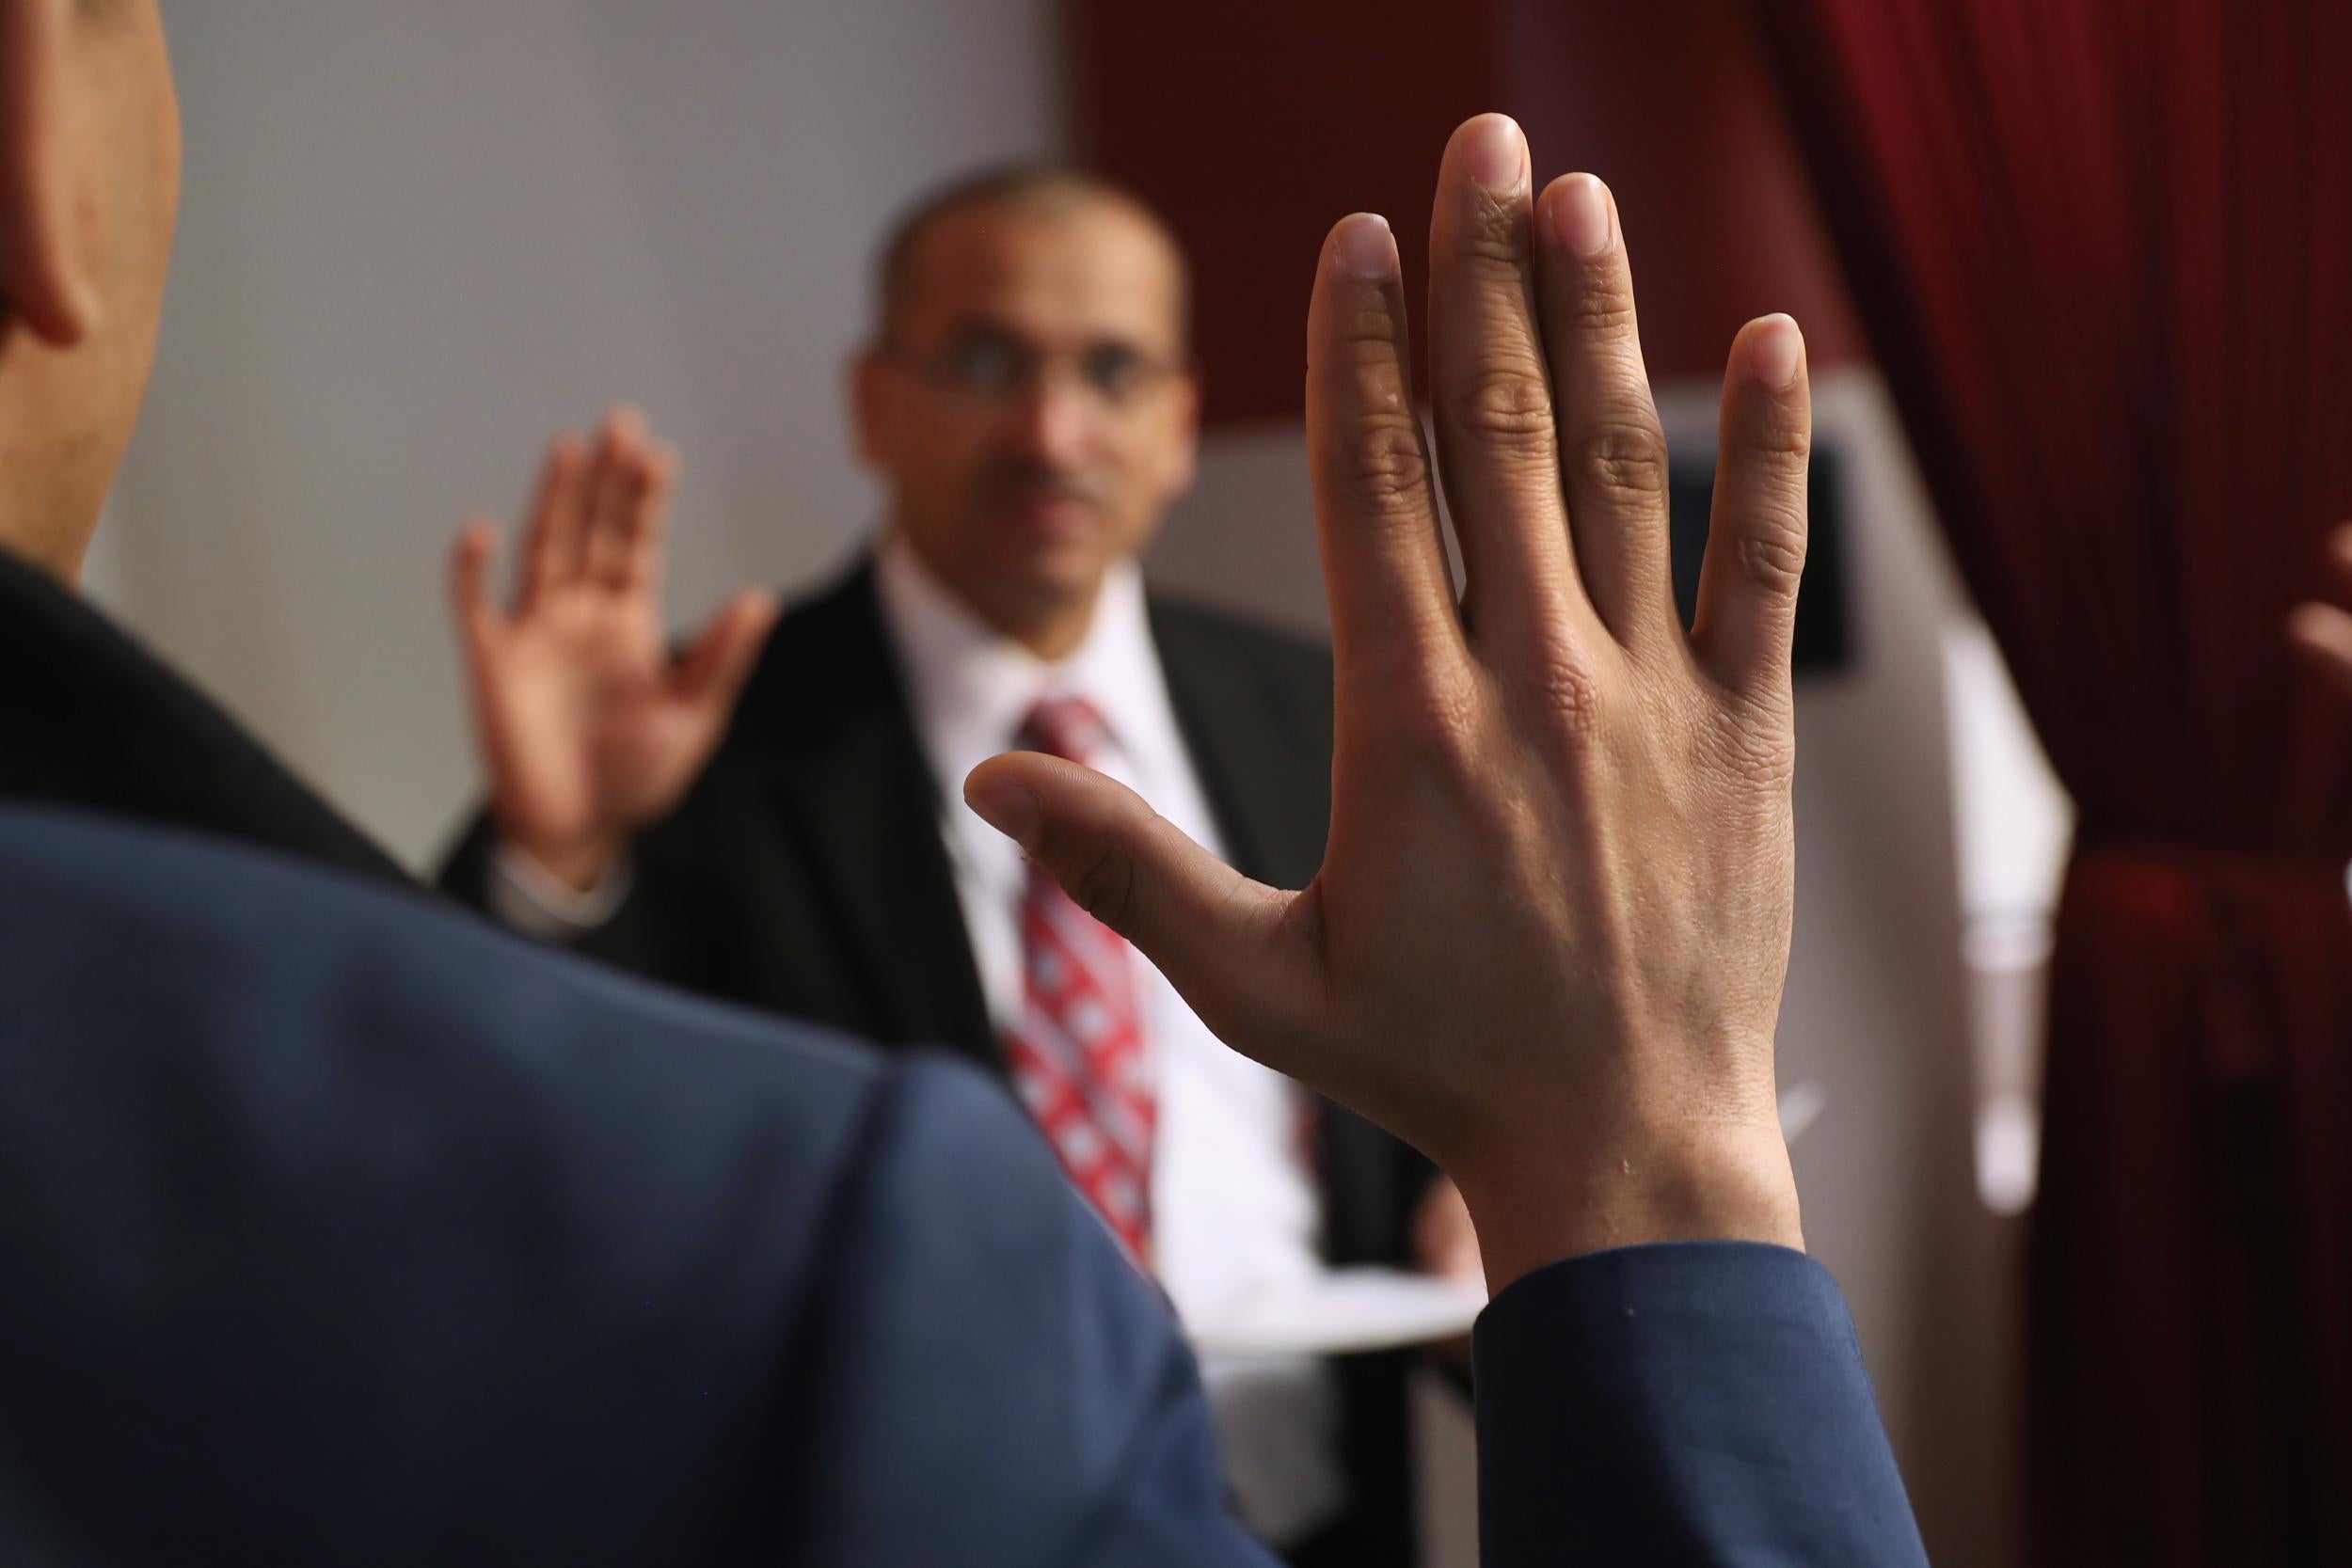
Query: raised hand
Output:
[[450, 409, 778, 892], [964, 115, 1813, 1293], [2289, 521, 2352, 699]]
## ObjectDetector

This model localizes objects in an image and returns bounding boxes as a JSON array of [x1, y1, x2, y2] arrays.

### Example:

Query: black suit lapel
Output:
[[0, 547, 409, 889], [739, 562, 996, 1065], [1148, 598, 1333, 891]]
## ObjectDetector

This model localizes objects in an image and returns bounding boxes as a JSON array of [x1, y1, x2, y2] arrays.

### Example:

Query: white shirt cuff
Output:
[[485, 840, 633, 939]]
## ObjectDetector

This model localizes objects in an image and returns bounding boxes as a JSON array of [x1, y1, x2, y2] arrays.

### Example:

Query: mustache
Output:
[[977, 464, 1111, 511]]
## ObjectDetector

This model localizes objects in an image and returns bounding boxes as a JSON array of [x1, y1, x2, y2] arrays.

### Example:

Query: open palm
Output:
[[451, 409, 776, 890], [966, 118, 1814, 1291]]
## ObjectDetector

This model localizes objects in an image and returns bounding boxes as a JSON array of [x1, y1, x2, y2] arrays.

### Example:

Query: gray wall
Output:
[[103, 0, 1063, 864]]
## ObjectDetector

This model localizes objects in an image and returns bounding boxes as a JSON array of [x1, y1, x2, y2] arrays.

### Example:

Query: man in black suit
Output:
[[0, 6, 1929, 1560], [437, 170, 1461, 1561]]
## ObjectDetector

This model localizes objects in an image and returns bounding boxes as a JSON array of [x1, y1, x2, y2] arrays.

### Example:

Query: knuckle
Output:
[[1710, 698, 1797, 787], [1331, 299, 1403, 360], [1421, 672, 1486, 751], [1735, 516, 1808, 599], [1747, 405, 1813, 466], [1446, 364, 1557, 448], [1527, 655, 1607, 740], [1454, 198, 1530, 273], [1515, 630, 1610, 741], [1331, 415, 1431, 515], [1375, 665, 1485, 763], [1571, 420, 1671, 506], [1560, 283, 1640, 339], [1057, 832, 1140, 936]]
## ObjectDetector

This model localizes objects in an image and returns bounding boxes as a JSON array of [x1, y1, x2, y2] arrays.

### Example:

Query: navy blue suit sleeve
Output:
[[0, 808, 1283, 1567], [0, 809, 1928, 1567], [782, 1057, 1282, 1567], [1472, 1242, 1931, 1567]]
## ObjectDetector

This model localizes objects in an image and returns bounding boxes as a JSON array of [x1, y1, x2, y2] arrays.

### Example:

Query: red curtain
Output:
[[1756, 3, 2352, 1562]]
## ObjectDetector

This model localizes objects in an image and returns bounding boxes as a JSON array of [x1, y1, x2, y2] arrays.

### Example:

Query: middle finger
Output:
[[1426, 114, 1593, 653]]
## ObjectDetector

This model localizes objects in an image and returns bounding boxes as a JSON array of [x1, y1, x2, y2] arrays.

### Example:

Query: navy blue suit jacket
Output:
[[0, 807, 1928, 1564], [0, 547, 1929, 1563]]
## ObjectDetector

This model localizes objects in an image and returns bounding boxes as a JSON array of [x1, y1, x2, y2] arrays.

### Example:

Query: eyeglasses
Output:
[[884, 327, 1187, 415]]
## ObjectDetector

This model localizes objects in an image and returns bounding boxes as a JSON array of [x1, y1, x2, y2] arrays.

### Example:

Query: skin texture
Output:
[[966, 115, 1816, 1294], [0, 0, 181, 582]]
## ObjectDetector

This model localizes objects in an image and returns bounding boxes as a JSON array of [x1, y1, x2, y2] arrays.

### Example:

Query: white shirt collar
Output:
[[874, 529, 1168, 795]]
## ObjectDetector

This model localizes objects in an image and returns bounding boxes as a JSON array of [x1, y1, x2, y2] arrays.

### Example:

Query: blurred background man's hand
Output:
[[449, 408, 777, 893]]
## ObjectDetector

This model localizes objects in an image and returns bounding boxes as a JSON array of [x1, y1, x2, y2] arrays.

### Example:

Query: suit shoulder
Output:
[[0, 804, 942, 1557], [2, 803, 893, 1140], [782, 1053, 1248, 1564]]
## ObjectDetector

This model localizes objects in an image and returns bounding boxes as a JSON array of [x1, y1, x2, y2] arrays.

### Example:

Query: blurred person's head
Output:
[[852, 167, 1200, 658], [0, 0, 182, 584]]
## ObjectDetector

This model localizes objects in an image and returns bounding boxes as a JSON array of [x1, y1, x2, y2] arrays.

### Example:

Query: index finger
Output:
[[1305, 214, 1466, 705]]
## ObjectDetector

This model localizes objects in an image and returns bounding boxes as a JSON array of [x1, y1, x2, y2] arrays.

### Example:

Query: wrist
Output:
[[1454, 1121, 1803, 1295]]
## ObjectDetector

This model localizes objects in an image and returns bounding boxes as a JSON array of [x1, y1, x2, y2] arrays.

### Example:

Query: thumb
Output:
[[673, 589, 780, 714], [962, 752, 1319, 1062]]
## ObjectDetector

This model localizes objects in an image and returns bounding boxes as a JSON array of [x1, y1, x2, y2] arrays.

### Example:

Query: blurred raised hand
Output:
[[2289, 521, 2352, 700], [966, 115, 1813, 1293], [450, 409, 777, 892]]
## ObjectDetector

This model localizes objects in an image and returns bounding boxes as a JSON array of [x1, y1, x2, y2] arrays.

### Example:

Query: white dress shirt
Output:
[[492, 534, 1347, 1544]]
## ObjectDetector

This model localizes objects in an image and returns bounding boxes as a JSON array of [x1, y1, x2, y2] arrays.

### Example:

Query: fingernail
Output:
[[1552, 174, 1613, 258], [963, 774, 1042, 849], [1750, 314, 1804, 391], [1462, 114, 1525, 191], [1334, 214, 1399, 281]]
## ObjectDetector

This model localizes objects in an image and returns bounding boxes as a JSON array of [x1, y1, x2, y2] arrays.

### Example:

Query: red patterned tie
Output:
[[1002, 696, 1156, 1263]]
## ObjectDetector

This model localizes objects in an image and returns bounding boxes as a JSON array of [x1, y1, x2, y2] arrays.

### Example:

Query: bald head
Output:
[[872, 167, 1191, 353], [850, 166, 1201, 658], [0, 0, 182, 581]]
